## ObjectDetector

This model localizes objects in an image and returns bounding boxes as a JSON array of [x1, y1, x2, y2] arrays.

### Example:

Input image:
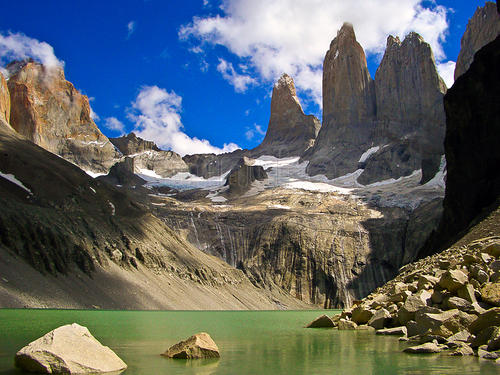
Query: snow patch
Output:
[[423, 155, 446, 189], [84, 170, 106, 178], [140, 170, 230, 191], [137, 168, 163, 179], [358, 146, 380, 163], [0, 172, 32, 195], [108, 201, 115, 216], [365, 170, 421, 187], [268, 204, 291, 210], [89, 187, 96, 194], [283, 181, 353, 194]]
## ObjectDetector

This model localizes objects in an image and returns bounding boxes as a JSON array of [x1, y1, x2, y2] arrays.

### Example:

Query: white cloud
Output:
[[127, 21, 136, 39], [437, 60, 455, 88], [216, 58, 256, 93], [180, 0, 450, 105], [104, 117, 125, 133], [129, 85, 240, 155], [0, 32, 63, 70], [90, 106, 100, 122], [245, 123, 266, 140]]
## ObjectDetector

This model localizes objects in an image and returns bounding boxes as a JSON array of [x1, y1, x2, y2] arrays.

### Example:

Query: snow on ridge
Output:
[[84, 170, 106, 178], [283, 181, 353, 194], [358, 146, 380, 163], [364, 170, 421, 187], [0, 172, 32, 195]]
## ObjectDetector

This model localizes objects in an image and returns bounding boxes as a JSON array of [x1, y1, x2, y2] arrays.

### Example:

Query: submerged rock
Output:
[[163, 333, 220, 359], [15, 323, 127, 374]]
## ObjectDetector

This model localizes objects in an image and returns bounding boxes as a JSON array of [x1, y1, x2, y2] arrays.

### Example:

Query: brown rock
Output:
[[338, 319, 357, 330], [403, 342, 444, 354], [445, 296, 474, 313], [376, 326, 407, 336], [415, 309, 476, 338], [483, 242, 500, 257], [7, 61, 119, 173], [487, 326, 500, 351], [398, 290, 432, 324], [225, 157, 267, 196], [351, 306, 375, 325], [438, 270, 468, 292], [305, 314, 335, 328], [162, 332, 220, 359], [0, 72, 10, 124], [252, 74, 320, 157], [449, 342, 474, 356], [454, 2, 500, 79], [457, 284, 477, 303], [368, 308, 391, 329], [469, 307, 500, 334], [481, 282, 500, 306]]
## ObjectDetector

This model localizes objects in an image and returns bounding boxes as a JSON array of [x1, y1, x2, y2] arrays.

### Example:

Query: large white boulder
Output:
[[15, 323, 127, 374]]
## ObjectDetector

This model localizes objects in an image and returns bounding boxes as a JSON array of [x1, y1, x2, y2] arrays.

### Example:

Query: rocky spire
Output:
[[7, 61, 119, 173], [455, 2, 500, 80], [0, 72, 10, 125], [252, 73, 320, 157], [305, 23, 376, 178]]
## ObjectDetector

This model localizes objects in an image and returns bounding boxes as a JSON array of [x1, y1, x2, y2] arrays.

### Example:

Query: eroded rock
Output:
[[162, 332, 220, 359]]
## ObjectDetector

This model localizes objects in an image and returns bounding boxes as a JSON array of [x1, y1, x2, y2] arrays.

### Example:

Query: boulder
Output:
[[449, 342, 474, 356], [368, 308, 391, 329], [487, 326, 500, 351], [481, 282, 500, 306], [398, 291, 432, 324], [337, 319, 357, 330], [403, 342, 444, 354], [445, 296, 474, 313], [376, 326, 407, 336], [14, 323, 127, 374], [483, 242, 500, 258], [469, 308, 500, 334], [305, 314, 335, 328], [447, 330, 473, 343], [162, 332, 220, 359], [477, 346, 500, 360], [457, 284, 477, 303], [438, 270, 468, 292], [351, 306, 375, 325], [471, 326, 497, 348], [415, 309, 476, 338]]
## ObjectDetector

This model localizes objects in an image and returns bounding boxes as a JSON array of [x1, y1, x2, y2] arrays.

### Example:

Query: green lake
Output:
[[0, 309, 498, 374]]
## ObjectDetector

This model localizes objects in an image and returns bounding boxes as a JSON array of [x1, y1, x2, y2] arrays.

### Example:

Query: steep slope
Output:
[[305, 23, 376, 178], [359, 33, 447, 185], [454, 1, 500, 80], [0, 72, 9, 124], [419, 35, 500, 258], [0, 123, 307, 309], [251, 74, 320, 158], [7, 61, 119, 173]]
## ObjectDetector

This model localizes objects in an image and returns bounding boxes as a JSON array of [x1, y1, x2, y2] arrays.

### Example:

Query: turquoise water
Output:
[[0, 309, 498, 374]]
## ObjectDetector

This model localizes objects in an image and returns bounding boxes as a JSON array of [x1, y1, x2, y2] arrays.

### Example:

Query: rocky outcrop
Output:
[[183, 149, 247, 179], [225, 157, 267, 195], [7, 61, 119, 173], [15, 323, 127, 374], [98, 157, 146, 187], [359, 33, 447, 185], [110, 132, 159, 155], [251, 74, 320, 158], [162, 332, 220, 359], [0, 72, 9, 124], [454, 2, 500, 80], [419, 35, 500, 258], [305, 23, 375, 178]]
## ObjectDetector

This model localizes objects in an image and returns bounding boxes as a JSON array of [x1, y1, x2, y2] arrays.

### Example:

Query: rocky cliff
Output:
[[225, 157, 267, 196], [305, 23, 376, 178], [419, 35, 500, 258], [111, 132, 189, 178], [304, 24, 446, 185], [252, 74, 320, 158], [454, 2, 500, 80], [358, 33, 447, 185], [0, 123, 307, 309], [7, 61, 119, 173], [0, 72, 9, 124]]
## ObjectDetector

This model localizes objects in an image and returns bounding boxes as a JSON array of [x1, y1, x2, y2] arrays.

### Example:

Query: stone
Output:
[[490, 260, 500, 273], [14, 323, 127, 374], [457, 284, 477, 303], [376, 327, 407, 336], [403, 342, 444, 354], [454, 2, 500, 79], [447, 330, 473, 343], [438, 270, 468, 292], [445, 296, 474, 313], [390, 291, 412, 303], [0, 72, 10, 124], [338, 319, 357, 330], [305, 314, 335, 328], [483, 242, 500, 258], [417, 275, 439, 290], [225, 157, 267, 196], [487, 326, 500, 351], [162, 332, 220, 359], [398, 290, 432, 325], [481, 283, 500, 306], [351, 306, 375, 325], [471, 326, 497, 349], [469, 308, 500, 334], [415, 309, 476, 338], [356, 325, 375, 331], [449, 342, 474, 356], [251, 74, 320, 158], [477, 346, 500, 360], [368, 308, 391, 329], [7, 61, 120, 173]]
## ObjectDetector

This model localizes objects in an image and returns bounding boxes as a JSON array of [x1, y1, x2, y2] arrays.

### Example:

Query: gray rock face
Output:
[[454, 2, 500, 80], [183, 149, 247, 179], [98, 157, 146, 187], [0, 72, 9, 124], [162, 332, 220, 359], [15, 323, 127, 374], [359, 33, 447, 185], [225, 157, 267, 195], [305, 23, 375, 178], [110, 132, 188, 178], [252, 74, 320, 158], [7, 61, 120, 173]]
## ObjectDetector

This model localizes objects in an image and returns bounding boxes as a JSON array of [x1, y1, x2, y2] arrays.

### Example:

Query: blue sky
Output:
[[0, 0, 488, 155]]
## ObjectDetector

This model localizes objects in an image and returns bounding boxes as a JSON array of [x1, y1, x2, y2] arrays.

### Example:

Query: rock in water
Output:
[[7, 61, 120, 173], [15, 323, 127, 374], [454, 2, 500, 80], [403, 342, 444, 354], [305, 23, 375, 178], [305, 314, 335, 328], [162, 332, 220, 359], [252, 74, 320, 158]]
